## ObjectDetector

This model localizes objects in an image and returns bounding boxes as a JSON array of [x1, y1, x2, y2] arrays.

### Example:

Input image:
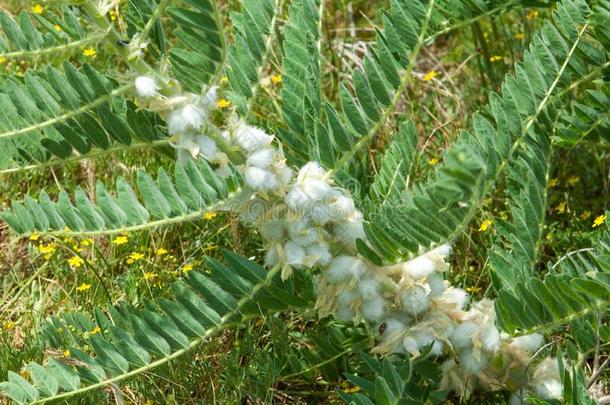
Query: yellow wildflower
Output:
[[62, 350, 70, 357], [156, 248, 169, 256], [143, 271, 157, 280], [527, 10, 539, 20], [593, 214, 607, 228], [76, 283, 91, 292], [112, 235, 129, 245], [217, 99, 231, 108], [428, 157, 439, 165], [515, 32, 525, 40], [556, 201, 566, 214], [422, 70, 438, 81], [203, 211, 217, 220], [83, 47, 96, 57], [109, 10, 117, 21], [0, 56, 5, 64], [29, 233, 41, 241], [466, 286, 482, 294], [53, 24, 62, 32], [68, 256, 85, 268], [127, 252, 145, 264], [31, 4, 44, 14], [580, 210, 591, 220], [271, 74, 282, 84], [220, 75, 229, 84], [80, 238, 94, 247], [548, 178, 559, 188], [567, 175, 580, 186], [182, 263, 194, 273], [38, 243, 56, 260], [478, 219, 493, 232], [3, 321, 15, 330], [489, 55, 503, 63], [90, 326, 101, 335]]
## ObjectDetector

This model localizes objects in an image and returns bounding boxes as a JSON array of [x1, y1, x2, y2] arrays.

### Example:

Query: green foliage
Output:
[[0, 158, 238, 235], [0, 250, 313, 404]]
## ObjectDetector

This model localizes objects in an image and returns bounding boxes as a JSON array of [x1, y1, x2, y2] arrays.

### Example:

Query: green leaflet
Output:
[[0, 159, 239, 236]]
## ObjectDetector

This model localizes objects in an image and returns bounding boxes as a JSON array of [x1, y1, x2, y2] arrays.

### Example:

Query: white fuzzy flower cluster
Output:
[[224, 121, 294, 193]]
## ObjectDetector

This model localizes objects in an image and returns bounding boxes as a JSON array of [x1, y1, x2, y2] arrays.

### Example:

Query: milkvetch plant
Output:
[[0, 0, 608, 403]]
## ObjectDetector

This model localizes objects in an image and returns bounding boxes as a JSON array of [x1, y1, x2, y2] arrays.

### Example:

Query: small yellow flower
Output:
[[68, 256, 85, 268], [29, 233, 41, 241], [466, 286, 482, 294], [580, 210, 591, 220], [428, 157, 439, 165], [593, 214, 607, 228], [143, 271, 157, 280], [53, 24, 62, 32], [38, 243, 56, 260], [182, 263, 194, 273], [31, 4, 44, 14], [127, 252, 145, 264], [62, 350, 70, 357], [112, 235, 129, 245], [567, 175, 580, 186], [76, 283, 91, 292], [556, 201, 566, 214], [156, 248, 169, 256], [80, 238, 94, 247], [90, 326, 101, 335], [422, 70, 438, 81], [548, 178, 559, 188], [489, 55, 503, 63], [271, 74, 282, 84], [217, 98, 231, 109], [527, 10, 539, 20], [3, 321, 15, 330], [515, 32, 525, 40], [83, 47, 96, 57], [0, 56, 6, 65], [203, 211, 217, 220], [109, 10, 117, 21], [478, 219, 493, 232], [220, 75, 229, 84]]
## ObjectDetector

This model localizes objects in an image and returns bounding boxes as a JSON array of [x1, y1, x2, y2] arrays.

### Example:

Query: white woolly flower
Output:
[[426, 273, 445, 297], [201, 86, 217, 110], [329, 194, 356, 219], [326, 255, 366, 283], [336, 289, 359, 321], [235, 123, 274, 153], [287, 221, 320, 246], [278, 166, 294, 186], [459, 349, 487, 374], [413, 331, 444, 356], [533, 379, 562, 399], [358, 277, 380, 300], [438, 287, 468, 310], [296, 162, 327, 182], [195, 135, 218, 161], [244, 166, 278, 191], [403, 336, 419, 354], [259, 220, 286, 241], [284, 241, 306, 267], [247, 147, 275, 169], [449, 322, 476, 350], [404, 254, 437, 280], [431, 244, 452, 258], [135, 76, 157, 98], [305, 242, 332, 266], [333, 213, 365, 246], [361, 295, 385, 321], [265, 244, 280, 267], [401, 284, 430, 315], [480, 325, 501, 353], [510, 333, 544, 353], [167, 102, 207, 135]]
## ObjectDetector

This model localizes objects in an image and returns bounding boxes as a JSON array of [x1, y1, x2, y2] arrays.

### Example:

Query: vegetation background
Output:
[[0, 0, 607, 403]]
